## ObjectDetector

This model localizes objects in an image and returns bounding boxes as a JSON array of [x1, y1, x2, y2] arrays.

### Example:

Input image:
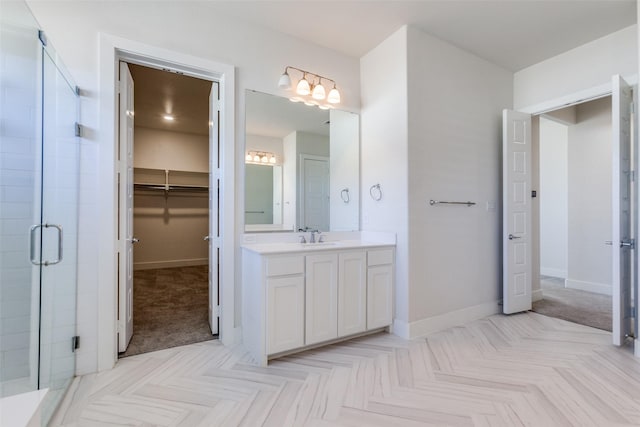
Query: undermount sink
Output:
[[299, 241, 340, 247]]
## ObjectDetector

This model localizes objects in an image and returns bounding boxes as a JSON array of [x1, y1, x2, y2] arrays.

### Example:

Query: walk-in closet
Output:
[[118, 63, 216, 357]]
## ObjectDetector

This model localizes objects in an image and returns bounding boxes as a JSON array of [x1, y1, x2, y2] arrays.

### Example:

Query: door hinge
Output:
[[71, 336, 80, 352], [213, 305, 221, 317], [38, 30, 47, 46], [631, 170, 636, 182], [214, 168, 221, 180], [75, 122, 83, 137], [216, 100, 222, 111], [631, 102, 635, 114], [621, 238, 635, 249], [212, 236, 221, 248]]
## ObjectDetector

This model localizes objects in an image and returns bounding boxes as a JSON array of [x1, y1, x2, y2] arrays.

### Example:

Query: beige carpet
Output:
[[119, 265, 215, 358], [532, 276, 612, 331]]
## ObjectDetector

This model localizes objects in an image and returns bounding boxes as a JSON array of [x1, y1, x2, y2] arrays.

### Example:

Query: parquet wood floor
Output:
[[51, 312, 640, 426]]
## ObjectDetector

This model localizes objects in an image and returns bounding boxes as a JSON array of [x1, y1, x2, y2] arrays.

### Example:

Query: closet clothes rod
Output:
[[429, 199, 475, 207], [134, 184, 208, 192]]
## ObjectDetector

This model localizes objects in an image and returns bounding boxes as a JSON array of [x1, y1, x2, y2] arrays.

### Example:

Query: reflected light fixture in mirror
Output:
[[246, 150, 277, 165], [278, 66, 340, 109]]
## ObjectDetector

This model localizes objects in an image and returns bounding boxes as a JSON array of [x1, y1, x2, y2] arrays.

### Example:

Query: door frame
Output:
[[519, 76, 638, 354], [98, 34, 236, 371]]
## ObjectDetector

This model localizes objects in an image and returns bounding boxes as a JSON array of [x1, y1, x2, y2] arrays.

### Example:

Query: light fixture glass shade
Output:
[[246, 153, 252, 162], [318, 104, 330, 110], [296, 77, 310, 96], [261, 155, 269, 163], [278, 70, 292, 90], [327, 86, 341, 104], [253, 154, 260, 162], [312, 83, 326, 100], [269, 156, 276, 164]]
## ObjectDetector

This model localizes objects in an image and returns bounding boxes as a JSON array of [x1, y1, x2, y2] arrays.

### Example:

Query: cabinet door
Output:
[[338, 252, 367, 337], [306, 253, 338, 345], [267, 276, 304, 354], [367, 264, 393, 329]]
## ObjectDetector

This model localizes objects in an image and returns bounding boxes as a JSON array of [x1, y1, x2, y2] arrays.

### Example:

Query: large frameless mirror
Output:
[[244, 90, 359, 232]]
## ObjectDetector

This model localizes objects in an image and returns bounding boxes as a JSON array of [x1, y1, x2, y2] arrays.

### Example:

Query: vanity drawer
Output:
[[367, 248, 394, 266], [266, 255, 304, 277]]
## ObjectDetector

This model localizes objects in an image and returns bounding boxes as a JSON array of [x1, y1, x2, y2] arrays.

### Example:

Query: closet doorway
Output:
[[117, 62, 220, 357], [533, 96, 615, 331]]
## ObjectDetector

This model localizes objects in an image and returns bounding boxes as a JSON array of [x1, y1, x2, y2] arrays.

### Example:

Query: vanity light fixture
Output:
[[246, 151, 278, 165], [278, 66, 341, 108], [163, 114, 175, 121]]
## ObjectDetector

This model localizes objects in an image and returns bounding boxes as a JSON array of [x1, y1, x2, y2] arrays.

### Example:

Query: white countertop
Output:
[[241, 239, 395, 255]]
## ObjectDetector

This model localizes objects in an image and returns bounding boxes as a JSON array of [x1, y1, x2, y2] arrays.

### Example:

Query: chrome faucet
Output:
[[309, 230, 320, 243]]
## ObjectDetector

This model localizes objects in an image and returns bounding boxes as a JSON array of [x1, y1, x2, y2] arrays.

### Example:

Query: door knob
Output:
[[132, 237, 140, 244], [508, 234, 521, 240], [203, 236, 210, 241]]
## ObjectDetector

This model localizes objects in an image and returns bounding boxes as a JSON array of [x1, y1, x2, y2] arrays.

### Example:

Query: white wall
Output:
[[360, 26, 409, 327], [539, 118, 569, 279], [282, 132, 297, 229], [514, 25, 637, 111], [26, 0, 360, 374], [134, 127, 208, 172], [406, 26, 513, 328], [566, 97, 612, 295]]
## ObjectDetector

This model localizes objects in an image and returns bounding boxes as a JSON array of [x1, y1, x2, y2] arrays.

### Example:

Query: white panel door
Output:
[[305, 253, 338, 345], [367, 264, 393, 329], [502, 109, 532, 314], [612, 75, 634, 346], [338, 251, 367, 337], [301, 156, 329, 231], [267, 276, 304, 354], [118, 62, 134, 352], [208, 82, 219, 335]]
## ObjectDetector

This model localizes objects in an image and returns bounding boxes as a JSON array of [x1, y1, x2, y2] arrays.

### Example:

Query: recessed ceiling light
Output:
[[163, 115, 174, 121]]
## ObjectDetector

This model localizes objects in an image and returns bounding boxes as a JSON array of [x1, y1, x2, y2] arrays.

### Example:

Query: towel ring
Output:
[[340, 188, 350, 203], [369, 183, 382, 201]]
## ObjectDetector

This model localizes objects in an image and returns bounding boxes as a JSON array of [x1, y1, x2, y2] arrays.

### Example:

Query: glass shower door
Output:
[[0, 1, 79, 424], [0, 0, 42, 399], [38, 45, 79, 422]]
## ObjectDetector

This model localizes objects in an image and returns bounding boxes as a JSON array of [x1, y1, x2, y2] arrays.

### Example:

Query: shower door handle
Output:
[[44, 224, 63, 266], [29, 223, 63, 266], [30, 224, 43, 265]]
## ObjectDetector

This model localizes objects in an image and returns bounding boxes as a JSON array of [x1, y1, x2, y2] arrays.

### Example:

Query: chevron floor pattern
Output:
[[51, 312, 640, 426]]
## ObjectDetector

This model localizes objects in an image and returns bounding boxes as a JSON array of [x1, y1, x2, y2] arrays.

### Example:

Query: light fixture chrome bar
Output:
[[284, 66, 336, 86]]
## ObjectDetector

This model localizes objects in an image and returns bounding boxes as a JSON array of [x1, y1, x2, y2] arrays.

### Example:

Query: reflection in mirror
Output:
[[244, 90, 359, 232]]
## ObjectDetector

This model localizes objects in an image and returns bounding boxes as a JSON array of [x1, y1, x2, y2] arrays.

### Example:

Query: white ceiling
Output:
[[204, 0, 636, 71]]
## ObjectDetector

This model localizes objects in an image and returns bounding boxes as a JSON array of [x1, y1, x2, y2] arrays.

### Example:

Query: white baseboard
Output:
[[134, 258, 208, 271], [393, 300, 501, 339], [540, 267, 567, 279], [532, 289, 544, 302], [565, 278, 611, 296]]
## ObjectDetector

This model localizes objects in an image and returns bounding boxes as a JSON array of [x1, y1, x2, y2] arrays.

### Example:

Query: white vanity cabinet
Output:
[[305, 254, 339, 345], [367, 248, 394, 329], [338, 251, 367, 337], [242, 242, 394, 366]]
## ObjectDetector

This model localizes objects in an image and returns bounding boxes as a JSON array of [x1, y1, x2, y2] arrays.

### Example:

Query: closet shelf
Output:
[[133, 167, 209, 195]]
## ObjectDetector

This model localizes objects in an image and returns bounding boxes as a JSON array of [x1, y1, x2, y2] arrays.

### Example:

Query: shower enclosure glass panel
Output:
[[0, 1, 79, 424]]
